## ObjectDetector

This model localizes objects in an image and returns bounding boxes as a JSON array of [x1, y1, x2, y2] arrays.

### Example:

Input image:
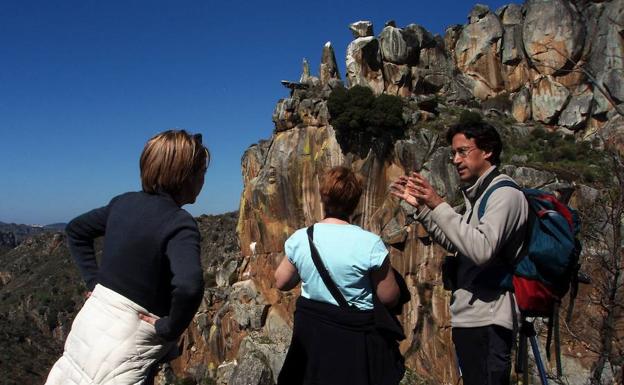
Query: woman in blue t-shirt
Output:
[[275, 166, 401, 385]]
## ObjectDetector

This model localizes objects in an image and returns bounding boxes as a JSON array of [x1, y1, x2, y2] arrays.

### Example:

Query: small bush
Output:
[[503, 128, 610, 184], [327, 85, 406, 159]]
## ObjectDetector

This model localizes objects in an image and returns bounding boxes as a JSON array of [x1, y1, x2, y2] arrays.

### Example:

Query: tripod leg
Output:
[[554, 312, 562, 377], [522, 337, 529, 385], [529, 335, 549, 385], [516, 332, 529, 385]]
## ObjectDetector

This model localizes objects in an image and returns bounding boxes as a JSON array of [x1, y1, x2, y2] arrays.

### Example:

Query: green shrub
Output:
[[503, 128, 610, 184], [327, 85, 405, 159]]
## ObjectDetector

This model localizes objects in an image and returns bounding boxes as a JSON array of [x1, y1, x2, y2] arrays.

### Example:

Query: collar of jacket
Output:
[[149, 189, 180, 206], [461, 165, 498, 202]]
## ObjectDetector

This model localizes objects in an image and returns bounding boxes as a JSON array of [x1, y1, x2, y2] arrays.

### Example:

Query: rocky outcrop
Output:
[[9, 2, 623, 385], [523, 0, 585, 76], [319, 42, 340, 85], [339, 0, 622, 136], [531, 76, 570, 124], [559, 85, 594, 130], [228, 3, 624, 383], [346, 35, 384, 94], [454, 5, 504, 98]]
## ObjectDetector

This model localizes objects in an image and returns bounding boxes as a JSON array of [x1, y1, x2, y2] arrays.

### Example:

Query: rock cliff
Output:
[[209, 1, 623, 384], [5, 1, 623, 384]]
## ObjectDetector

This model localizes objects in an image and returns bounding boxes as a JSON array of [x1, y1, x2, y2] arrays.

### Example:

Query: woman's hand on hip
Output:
[[138, 313, 158, 325]]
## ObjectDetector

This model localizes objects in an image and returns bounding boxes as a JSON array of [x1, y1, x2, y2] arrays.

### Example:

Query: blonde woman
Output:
[[45, 130, 209, 385]]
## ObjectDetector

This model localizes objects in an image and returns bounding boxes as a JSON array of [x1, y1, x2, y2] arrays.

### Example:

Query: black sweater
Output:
[[278, 297, 404, 385], [65, 191, 204, 341]]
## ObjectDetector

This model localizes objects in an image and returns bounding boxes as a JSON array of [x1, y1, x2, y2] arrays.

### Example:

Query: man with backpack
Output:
[[391, 120, 528, 385]]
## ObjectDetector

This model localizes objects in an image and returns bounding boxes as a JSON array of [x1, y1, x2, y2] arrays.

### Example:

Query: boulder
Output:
[[346, 37, 384, 94], [443, 73, 478, 105], [503, 61, 531, 93], [320, 42, 340, 85], [403, 24, 436, 49], [216, 360, 237, 385], [603, 68, 624, 104], [443, 24, 463, 55], [379, 25, 409, 64], [414, 46, 453, 93], [502, 24, 523, 65], [499, 165, 556, 188], [297, 98, 326, 127], [421, 147, 461, 205], [500, 3, 523, 25], [593, 86, 612, 117], [455, 10, 504, 97], [272, 98, 300, 132], [393, 131, 440, 173], [383, 62, 412, 96], [349, 20, 373, 38], [469, 4, 491, 23], [523, 0, 585, 75], [239, 333, 290, 383], [402, 24, 436, 65], [216, 259, 238, 287], [531, 76, 570, 124], [263, 307, 292, 344], [586, 0, 624, 82], [602, 115, 624, 157], [512, 86, 532, 123], [229, 280, 268, 330], [228, 350, 273, 385], [558, 85, 593, 130]]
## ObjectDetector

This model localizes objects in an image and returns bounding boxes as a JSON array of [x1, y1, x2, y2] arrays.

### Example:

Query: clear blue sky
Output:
[[0, 0, 511, 225]]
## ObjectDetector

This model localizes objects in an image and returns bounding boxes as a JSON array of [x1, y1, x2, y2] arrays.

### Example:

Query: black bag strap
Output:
[[306, 225, 351, 308], [465, 168, 501, 223]]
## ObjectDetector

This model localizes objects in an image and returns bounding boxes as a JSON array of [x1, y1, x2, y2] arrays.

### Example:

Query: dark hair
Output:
[[320, 166, 363, 220], [140, 130, 210, 195], [445, 120, 502, 165]]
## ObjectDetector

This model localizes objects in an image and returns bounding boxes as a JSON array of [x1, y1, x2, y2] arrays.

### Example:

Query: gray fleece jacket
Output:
[[416, 166, 528, 329]]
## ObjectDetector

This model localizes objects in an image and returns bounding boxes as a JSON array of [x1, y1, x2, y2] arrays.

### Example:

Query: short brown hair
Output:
[[140, 130, 210, 195], [320, 166, 362, 219]]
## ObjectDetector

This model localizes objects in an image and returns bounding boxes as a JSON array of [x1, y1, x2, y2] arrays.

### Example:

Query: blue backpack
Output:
[[479, 180, 583, 377], [478, 180, 582, 316]]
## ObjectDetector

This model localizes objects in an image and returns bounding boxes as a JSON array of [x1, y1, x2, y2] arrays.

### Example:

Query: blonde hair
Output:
[[140, 130, 210, 195], [320, 166, 362, 219]]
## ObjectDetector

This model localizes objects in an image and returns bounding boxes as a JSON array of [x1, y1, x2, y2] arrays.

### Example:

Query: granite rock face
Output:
[[523, 0, 586, 76], [340, 0, 622, 134], [531, 76, 571, 124], [11, 2, 622, 385], [454, 6, 505, 98], [346, 36, 384, 94], [229, 4, 624, 383]]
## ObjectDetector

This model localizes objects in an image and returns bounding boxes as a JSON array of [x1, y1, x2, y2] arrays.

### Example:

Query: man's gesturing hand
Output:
[[408, 172, 444, 210], [390, 176, 420, 208]]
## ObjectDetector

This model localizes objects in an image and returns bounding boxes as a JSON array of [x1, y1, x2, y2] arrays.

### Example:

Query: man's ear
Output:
[[482, 150, 493, 162]]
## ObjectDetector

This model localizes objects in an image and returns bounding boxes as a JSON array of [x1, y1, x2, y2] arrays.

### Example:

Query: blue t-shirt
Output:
[[285, 223, 388, 310]]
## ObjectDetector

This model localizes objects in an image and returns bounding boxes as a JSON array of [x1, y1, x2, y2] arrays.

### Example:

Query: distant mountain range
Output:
[[0, 222, 67, 255]]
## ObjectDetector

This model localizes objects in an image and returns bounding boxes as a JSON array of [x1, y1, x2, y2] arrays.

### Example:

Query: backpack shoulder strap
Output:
[[306, 225, 351, 308], [477, 180, 522, 220]]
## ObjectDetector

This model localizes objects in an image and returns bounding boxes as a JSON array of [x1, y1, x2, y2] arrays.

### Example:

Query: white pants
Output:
[[45, 284, 175, 385]]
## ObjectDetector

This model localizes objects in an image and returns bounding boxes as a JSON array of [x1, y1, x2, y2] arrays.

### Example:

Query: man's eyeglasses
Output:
[[449, 146, 477, 160]]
